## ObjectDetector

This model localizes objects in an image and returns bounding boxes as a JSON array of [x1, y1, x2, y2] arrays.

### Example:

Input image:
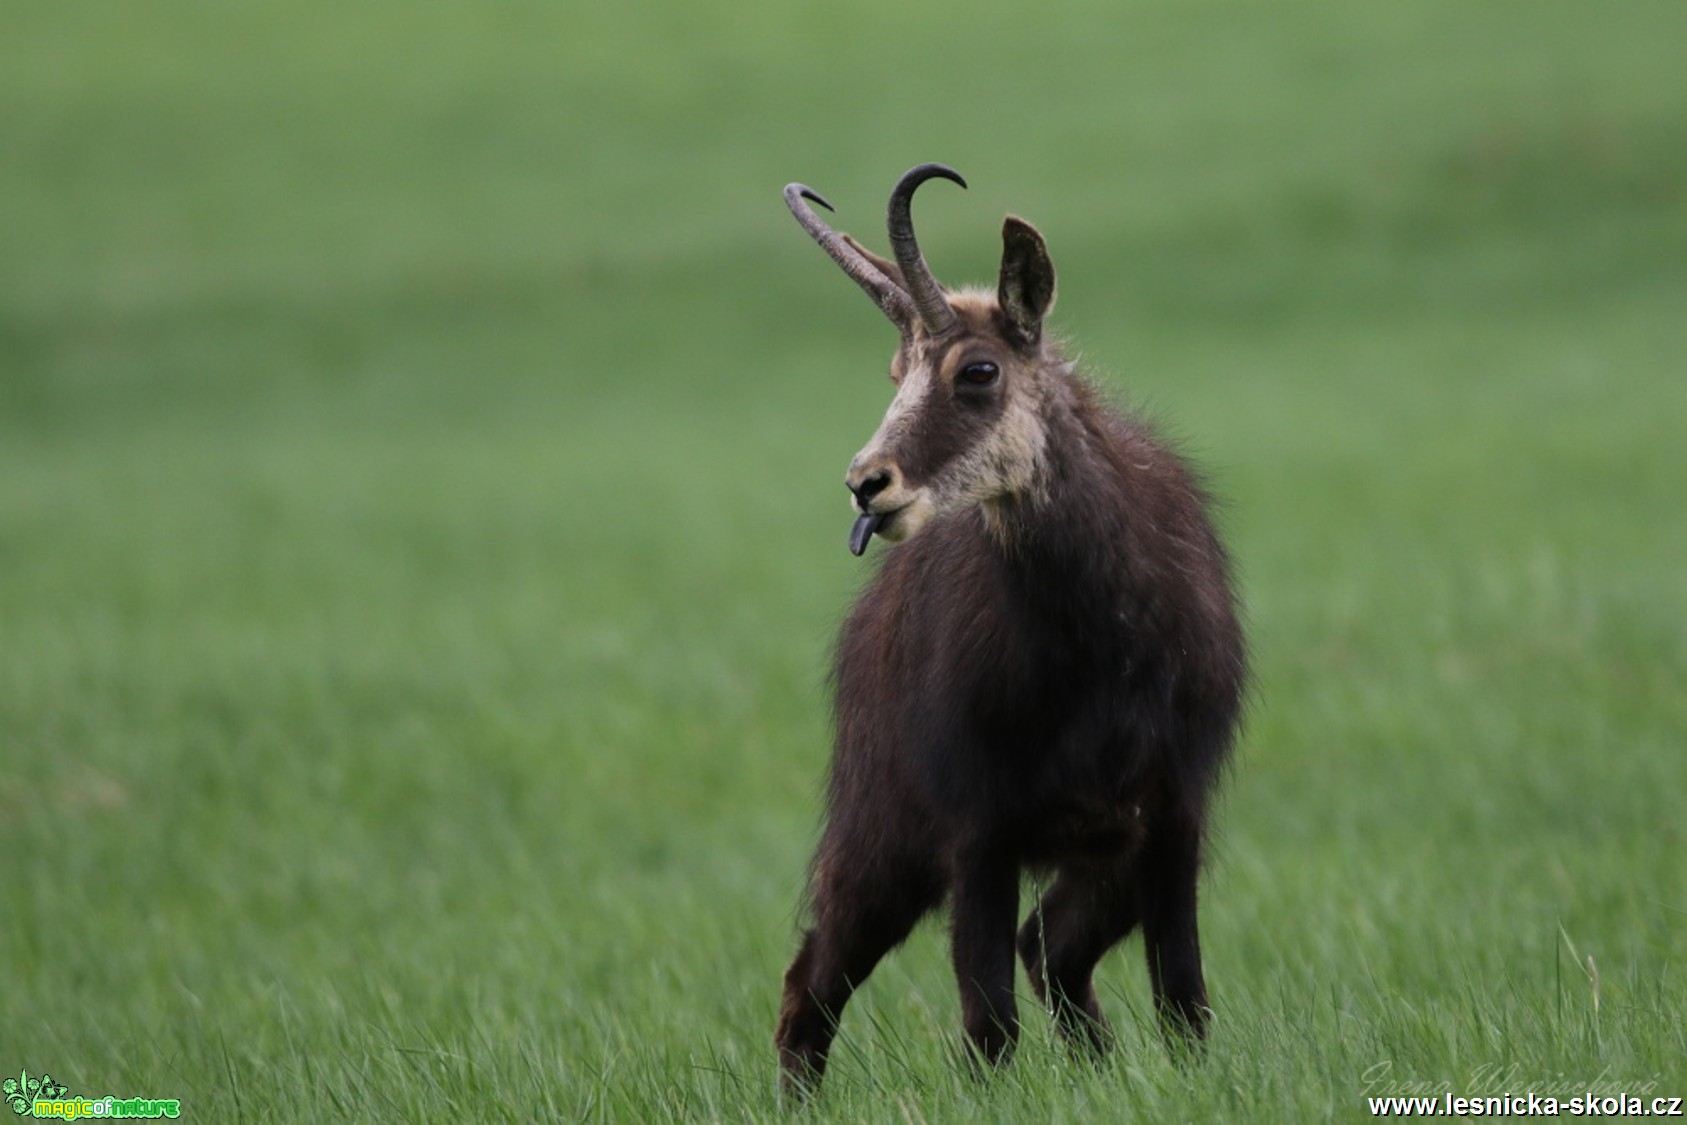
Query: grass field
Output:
[[4, 2, 1685, 1119]]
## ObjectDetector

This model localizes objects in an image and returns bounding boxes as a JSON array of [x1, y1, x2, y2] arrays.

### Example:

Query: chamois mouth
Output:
[[848, 508, 899, 557]]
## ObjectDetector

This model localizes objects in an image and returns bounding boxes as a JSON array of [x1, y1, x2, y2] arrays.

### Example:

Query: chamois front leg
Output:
[[949, 851, 1021, 1070], [776, 847, 940, 1100], [1138, 805, 1212, 1046]]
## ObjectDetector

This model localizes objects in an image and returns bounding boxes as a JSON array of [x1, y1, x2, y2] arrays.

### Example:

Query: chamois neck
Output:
[[982, 372, 1126, 567]]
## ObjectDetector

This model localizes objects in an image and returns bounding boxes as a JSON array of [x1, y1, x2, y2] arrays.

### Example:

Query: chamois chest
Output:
[[838, 510, 1167, 850]]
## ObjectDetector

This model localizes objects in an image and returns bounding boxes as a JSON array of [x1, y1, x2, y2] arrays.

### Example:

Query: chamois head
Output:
[[785, 164, 1059, 555]]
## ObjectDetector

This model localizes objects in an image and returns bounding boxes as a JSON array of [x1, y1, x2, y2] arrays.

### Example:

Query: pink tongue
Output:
[[849, 512, 887, 556]]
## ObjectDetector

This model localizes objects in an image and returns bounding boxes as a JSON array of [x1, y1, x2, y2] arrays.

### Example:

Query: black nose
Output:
[[848, 470, 892, 505]]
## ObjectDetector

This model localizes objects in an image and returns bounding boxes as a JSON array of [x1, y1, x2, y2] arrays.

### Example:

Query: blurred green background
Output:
[[4, 2, 1684, 1119]]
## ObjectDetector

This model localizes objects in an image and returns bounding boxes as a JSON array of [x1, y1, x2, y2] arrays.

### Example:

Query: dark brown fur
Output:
[[776, 174, 1247, 1100]]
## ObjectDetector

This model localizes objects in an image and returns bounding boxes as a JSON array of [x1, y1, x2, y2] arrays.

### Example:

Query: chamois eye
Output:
[[958, 361, 999, 387]]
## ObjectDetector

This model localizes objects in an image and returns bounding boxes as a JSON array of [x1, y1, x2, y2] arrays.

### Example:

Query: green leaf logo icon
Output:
[[6, 1069, 66, 1114]]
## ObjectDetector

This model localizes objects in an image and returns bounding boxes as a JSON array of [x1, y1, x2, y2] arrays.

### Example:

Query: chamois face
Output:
[[844, 218, 1058, 553], [846, 295, 1051, 546]]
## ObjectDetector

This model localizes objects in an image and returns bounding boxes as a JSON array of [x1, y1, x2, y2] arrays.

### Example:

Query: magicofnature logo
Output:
[[5, 1069, 181, 1119]]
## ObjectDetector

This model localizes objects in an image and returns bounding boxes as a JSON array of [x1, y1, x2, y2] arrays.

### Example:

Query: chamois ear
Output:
[[997, 216, 1056, 347], [841, 233, 908, 291]]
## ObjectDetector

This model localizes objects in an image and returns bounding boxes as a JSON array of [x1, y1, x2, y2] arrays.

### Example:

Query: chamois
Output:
[[775, 164, 1247, 1099]]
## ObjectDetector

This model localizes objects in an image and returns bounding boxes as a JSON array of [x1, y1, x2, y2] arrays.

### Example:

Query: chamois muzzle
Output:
[[845, 469, 896, 556], [847, 469, 892, 506]]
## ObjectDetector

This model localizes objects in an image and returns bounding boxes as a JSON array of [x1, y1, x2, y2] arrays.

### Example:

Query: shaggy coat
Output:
[[776, 166, 1246, 1099]]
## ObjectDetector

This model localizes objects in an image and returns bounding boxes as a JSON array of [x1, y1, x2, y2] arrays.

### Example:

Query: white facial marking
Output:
[[861, 361, 934, 462]]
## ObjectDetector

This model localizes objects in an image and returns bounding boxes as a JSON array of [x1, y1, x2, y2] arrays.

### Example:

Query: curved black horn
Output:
[[887, 163, 967, 336], [785, 183, 918, 333]]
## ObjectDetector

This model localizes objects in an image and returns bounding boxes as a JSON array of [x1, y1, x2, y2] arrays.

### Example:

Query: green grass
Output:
[[4, 1, 1685, 1119]]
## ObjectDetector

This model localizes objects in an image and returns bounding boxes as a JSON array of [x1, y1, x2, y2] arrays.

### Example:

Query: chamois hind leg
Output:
[[776, 850, 940, 1100], [1137, 803, 1212, 1046], [1016, 854, 1139, 1055]]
